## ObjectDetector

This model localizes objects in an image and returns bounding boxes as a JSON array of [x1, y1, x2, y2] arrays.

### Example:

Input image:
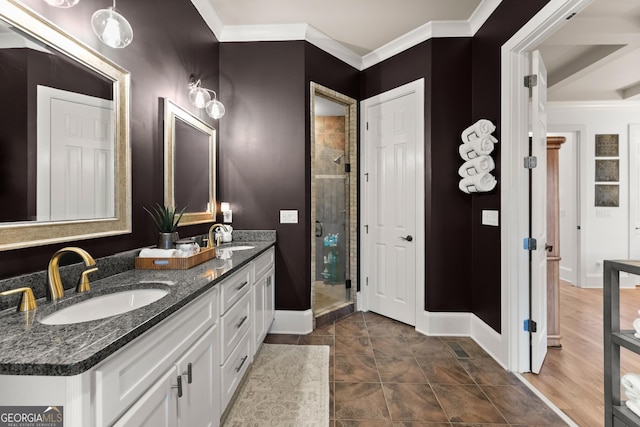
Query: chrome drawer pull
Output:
[[235, 355, 248, 373], [235, 281, 248, 291], [185, 362, 192, 384], [236, 315, 248, 329], [172, 375, 183, 398]]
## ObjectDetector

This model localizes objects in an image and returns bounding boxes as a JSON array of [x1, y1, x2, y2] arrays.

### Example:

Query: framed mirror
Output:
[[0, 0, 131, 251], [163, 99, 216, 226]]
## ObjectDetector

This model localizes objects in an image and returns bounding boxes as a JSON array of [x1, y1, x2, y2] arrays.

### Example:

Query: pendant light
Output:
[[91, 0, 133, 49], [42, 0, 79, 7]]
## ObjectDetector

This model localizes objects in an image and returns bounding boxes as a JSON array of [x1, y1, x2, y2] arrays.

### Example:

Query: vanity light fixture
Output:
[[188, 79, 226, 119], [42, 0, 79, 7], [91, 0, 133, 49]]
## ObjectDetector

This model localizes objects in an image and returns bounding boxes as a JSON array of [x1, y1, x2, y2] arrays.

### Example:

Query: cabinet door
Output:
[[253, 275, 265, 355], [113, 367, 178, 427], [178, 326, 219, 427], [265, 268, 275, 329]]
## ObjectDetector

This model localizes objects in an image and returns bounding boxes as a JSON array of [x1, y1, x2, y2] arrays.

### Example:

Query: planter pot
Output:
[[158, 232, 179, 249]]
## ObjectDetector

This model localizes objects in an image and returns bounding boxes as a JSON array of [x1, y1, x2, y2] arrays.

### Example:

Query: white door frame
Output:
[[358, 78, 425, 328], [501, 0, 593, 372], [548, 125, 587, 288]]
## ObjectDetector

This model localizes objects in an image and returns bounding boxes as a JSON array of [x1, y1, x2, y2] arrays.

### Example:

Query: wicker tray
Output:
[[135, 247, 217, 270]]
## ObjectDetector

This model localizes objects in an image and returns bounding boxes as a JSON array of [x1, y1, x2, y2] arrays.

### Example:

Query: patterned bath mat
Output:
[[223, 344, 330, 426]]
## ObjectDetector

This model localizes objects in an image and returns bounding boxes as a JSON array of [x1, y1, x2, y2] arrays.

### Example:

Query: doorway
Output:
[[310, 83, 358, 323], [501, 0, 593, 372]]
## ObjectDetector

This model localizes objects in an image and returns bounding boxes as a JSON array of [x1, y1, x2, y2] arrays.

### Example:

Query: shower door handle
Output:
[[315, 220, 323, 237]]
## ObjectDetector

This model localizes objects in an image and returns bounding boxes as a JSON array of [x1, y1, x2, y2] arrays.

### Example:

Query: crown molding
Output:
[[361, 20, 472, 70], [221, 23, 308, 42], [469, 0, 503, 34], [190, 0, 502, 71], [189, 0, 224, 39]]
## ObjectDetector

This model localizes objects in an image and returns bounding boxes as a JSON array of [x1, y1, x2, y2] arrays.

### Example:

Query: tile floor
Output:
[[265, 311, 569, 426]]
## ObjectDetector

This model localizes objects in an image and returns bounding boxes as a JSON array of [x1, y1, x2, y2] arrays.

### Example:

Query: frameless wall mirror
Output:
[[0, 0, 131, 251], [163, 99, 216, 226]]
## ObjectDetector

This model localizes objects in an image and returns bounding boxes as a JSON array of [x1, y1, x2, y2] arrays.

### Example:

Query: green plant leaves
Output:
[[143, 203, 187, 233]]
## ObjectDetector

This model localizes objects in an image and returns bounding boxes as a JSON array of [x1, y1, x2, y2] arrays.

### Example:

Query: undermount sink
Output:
[[227, 245, 254, 251], [40, 288, 169, 325]]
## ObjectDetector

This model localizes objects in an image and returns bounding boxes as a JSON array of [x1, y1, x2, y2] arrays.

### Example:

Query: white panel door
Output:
[[364, 90, 417, 325], [530, 50, 548, 374], [629, 124, 640, 259], [37, 86, 114, 221]]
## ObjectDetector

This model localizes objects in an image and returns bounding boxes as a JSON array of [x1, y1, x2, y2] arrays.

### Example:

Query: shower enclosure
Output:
[[311, 85, 357, 320]]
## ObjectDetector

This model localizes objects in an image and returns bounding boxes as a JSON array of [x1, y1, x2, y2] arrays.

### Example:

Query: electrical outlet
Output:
[[482, 210, 499, 226]]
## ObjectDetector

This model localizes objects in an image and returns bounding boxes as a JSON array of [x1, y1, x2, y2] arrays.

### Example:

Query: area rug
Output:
[[223, 344, 330, 426]]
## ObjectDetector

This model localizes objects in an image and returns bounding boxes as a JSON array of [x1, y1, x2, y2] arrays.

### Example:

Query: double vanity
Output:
[[0, 237, 275, 427]]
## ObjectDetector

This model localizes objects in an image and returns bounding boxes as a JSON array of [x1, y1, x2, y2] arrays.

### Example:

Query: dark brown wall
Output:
[[0, 0, 219, 278], [469, 0, 551, 331], [219, 41, 308, 310], [360, 39, 474, 313], [218, 42, 359, 311]]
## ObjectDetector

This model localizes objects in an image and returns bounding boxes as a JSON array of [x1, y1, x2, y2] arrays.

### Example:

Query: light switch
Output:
[[482, 210, 499, 226], [280, 210, 298, 224]]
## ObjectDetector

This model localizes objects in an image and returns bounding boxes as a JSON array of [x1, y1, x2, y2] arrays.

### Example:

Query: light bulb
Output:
[[102, 17, 122, 47], [189, 86, 211, 108], [205, 99, 225, 119]]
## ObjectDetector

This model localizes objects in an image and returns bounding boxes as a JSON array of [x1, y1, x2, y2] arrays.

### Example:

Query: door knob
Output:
[[400, 235, 413, 242]]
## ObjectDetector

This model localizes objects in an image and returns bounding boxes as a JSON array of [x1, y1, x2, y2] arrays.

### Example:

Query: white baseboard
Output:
[[414, 310, 507, 368], [416, 311, 471, 336], [270, 309, 313, 335]]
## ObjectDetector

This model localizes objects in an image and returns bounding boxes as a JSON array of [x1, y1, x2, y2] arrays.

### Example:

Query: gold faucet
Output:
[[0, 287, 37, 312], [47, 247, 98, 301], [207, 224, 229, 248]]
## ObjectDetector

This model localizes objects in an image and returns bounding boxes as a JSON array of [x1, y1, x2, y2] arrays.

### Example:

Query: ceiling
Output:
[[202, 0, 640, 103]]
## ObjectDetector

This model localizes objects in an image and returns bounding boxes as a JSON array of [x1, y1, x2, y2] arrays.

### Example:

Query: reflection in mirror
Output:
[[0, 1, 131, 251], [164, 99, 216, 226]]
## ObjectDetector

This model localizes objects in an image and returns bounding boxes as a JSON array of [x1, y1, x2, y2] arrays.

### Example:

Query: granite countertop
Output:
[[0, 240, 275, 377]]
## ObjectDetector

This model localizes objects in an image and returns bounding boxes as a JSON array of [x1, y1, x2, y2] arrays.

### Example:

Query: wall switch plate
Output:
[[280, 210, 298, 224], [482, 210, 499, 226]]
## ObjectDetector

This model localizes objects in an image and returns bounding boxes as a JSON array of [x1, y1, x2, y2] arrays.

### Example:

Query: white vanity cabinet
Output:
[[252, 247, 275, 355], [104, 286, 220, 427], [0, 245, 276, 427], [114, 325, 218, 427]]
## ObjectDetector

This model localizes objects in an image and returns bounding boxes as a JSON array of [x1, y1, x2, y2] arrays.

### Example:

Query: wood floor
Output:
[[522, 280, 640, 426]]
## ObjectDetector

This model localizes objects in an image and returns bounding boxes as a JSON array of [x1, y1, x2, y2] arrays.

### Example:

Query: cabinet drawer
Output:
[[221, 330, 251, 411], [220, 291, 251, 363], [94, 286, 218, 427], [220, 265, 251, 314], [254, 247, 274, 280]]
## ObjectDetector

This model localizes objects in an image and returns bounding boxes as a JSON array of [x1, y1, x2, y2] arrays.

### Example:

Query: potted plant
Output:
[[144, 204, 186, 249]]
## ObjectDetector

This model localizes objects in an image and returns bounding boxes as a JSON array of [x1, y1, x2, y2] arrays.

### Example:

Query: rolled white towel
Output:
[[458, 155, 495, 178], [138, 248, 178, 258], [459, 135, 497, 160], [459, 172, 497, 194], [622, 373, 640, 400], [461, 119, 496, 142], [627, 399, 640, 418]]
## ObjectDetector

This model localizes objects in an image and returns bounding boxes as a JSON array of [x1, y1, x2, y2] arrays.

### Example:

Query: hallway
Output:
[[523, 280, 640, 426]]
